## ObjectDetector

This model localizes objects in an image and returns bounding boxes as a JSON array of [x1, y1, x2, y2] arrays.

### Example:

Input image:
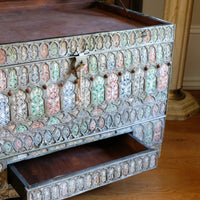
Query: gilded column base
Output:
[[167, 89, 200, 120]]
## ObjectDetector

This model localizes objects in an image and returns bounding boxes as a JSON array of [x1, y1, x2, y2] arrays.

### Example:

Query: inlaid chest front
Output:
[[0, 1, 175, 199]]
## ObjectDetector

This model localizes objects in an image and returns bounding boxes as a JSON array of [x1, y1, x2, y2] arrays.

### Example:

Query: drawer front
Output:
[[0, 25, 175, 170], [8, 135, 158, 200], [28, 152, 158, 200]]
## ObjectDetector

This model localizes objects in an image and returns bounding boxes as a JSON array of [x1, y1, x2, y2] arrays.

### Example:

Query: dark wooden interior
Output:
[[0, 0, 165, 44], [9, 134, 147, 186]]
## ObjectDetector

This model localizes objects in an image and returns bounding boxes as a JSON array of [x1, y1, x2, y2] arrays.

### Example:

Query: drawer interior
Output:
[[8, 134, 147, 188]]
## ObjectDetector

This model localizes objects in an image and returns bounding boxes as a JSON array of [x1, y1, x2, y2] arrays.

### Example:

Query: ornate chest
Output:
[[0, 1, 175, 199]]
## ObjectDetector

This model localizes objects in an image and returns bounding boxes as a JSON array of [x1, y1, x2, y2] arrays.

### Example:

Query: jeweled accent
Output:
[[60, 183, 68, 196], [90, 120, 96, 131], [81, 122, 88, 134], [8, 69, 18, 88], [121, 33, 128, 47], [4, 141, 12, 153], [145, 123, 153, 144], [106, 73, 118, 102], [70, 40, 77, 53], [120, 71, 131, 98], [154, 120, 162, 142], [145, 30, 151, 43], [12, 90, 27, 121], [105, 35, 112, 48], [98, 118, 105, 129], [50, 42, 58, 57], [48, 117, 60, 125], [21, 46, 28, 61], [141, 47, 148, 64], [63, 127, 70, 138], [41, 44, 49, 58], [133, 68, 144, 95], [60, 41, 67, 56], [31, 65, 39, 83], [107, 53, 115, 70], [145, 106, 151, 118], [51, 62, 60, 80], [30, 87, 44, 117], [136, 31, 143, 43], [113, 34, 120, 47], [32, 122, 44, 129], [31, 45, 38, 59], [146, 66, 157, 93], [0, 94, 10, 126], [134, 125, 143, 141], [43, 187, 51, 200], [153, 104, 159, 116], [35, 133, 42, 146], [89, 37, 95, 51], [0, 70, 7, 90], [0, 49, 6, 64], [20, 67, 28, 85], [93, 108, 103, 115], [158, 64, 169, 90], [47, 84, 60, 115], [152, 29, 158, 42], [116, 52, 124, 68], [132, 49, 140, 66], [41, 64, 50, 82], [53, 129, 61, 141], [159, 28, 165, 40], [125, 50, 132, 68], [149, 46, 156, 63], [8, 48, 17, 63], [25, 136, 33, 149], [72, 124, 79, 136], [115, 114, 121, 125], [130, 109, 136, 121], [157, 45, 163, 61], [14, 138, 23, 151], [92, 76, 104, 105], [137, 108, 144, 119], [99, 54, 106, 72], [164, 44, 172, 60], [166, 27, 172, 39], [16, 125, 27, 133], [130, 32, 136, 45], [89, 56, 98, 74], [63, 81, 75, 110], [79, 38, 86, 52], [97, 36, 103, 50], [106, 104, 117, 112]]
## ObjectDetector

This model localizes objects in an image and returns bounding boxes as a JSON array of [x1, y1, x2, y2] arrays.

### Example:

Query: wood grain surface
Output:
[[68, 91, 200, 200]]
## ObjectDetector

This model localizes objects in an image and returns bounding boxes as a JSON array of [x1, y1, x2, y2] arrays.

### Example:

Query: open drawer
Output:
[[8, 134, 158, 200]]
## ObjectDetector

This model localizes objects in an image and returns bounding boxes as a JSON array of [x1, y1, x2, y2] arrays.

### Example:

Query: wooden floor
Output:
[[69, 91, 200, 200]]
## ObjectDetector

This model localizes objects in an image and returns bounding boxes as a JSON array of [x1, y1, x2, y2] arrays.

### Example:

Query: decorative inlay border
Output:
[[25, 149, 158, 200]]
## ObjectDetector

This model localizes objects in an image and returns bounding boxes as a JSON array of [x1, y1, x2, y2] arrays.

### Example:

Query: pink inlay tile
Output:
[[0, 49, 6, 64], [41, 64, 50, 82], [47, 84, 60, 115], [41, 44, 49, 58], [32, 122, 44, 129]]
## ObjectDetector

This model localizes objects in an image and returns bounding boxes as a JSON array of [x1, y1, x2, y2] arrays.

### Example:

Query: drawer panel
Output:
[[8, 134, 158, 200]]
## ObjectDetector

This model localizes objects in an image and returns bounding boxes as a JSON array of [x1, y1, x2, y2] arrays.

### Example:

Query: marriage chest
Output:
[[0, 1, 175, 199]]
